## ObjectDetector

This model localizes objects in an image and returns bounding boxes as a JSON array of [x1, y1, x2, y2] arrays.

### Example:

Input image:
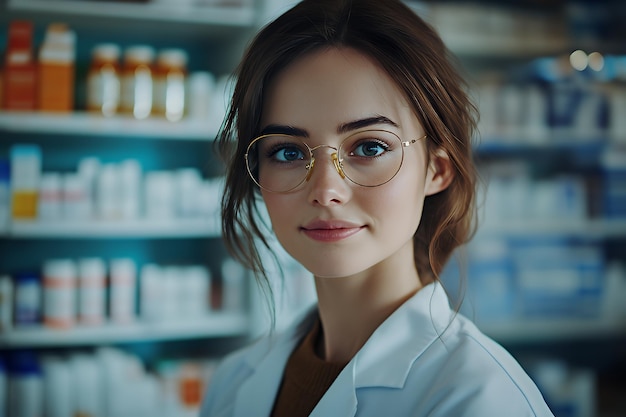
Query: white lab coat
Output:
[[200, 282, 555, 417]]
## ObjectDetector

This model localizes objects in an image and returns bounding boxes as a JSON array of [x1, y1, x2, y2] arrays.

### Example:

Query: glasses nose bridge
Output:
[[308, 143, 338, 155], [306, 143, 346, 181]]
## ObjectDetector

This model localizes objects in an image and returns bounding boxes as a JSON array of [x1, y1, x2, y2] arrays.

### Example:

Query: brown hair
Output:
[[217, 0, 478, 316]]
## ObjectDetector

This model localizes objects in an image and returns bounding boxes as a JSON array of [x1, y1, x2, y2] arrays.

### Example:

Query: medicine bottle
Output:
[[120, 45, 155, 120], [220, 258, 245, 312], [182, 266, 211, 316], [179, 363, 204, 412], [0, 160, 10, 228], [87, 43, 121, 117], [78, 258, 106, 325], [10, 144, 42, 220], [38, 172, 62, 220], [0, 358, 6, 417], [3, 21, 36, 111], [42, 259, 77, 329], [153, 48, 188, 122], [14, 273, 41, 327], [41, 357, 72, 417], [61, 173, 89, 220], [37, 23, 76, 112], [0, 275, 13, 332], [139, 264, 162, 322], [8, 351, 44, 417], [109, 258, 137, 323]]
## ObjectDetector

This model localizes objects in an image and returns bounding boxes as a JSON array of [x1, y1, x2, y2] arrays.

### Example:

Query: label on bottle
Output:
[[120, 66, 152, 119], [43, 276, 75, 328], [153, 72, 186, 121], [79, 279, 105, 324], [87, 66, 120, 117], [12, 191, 38, 219]]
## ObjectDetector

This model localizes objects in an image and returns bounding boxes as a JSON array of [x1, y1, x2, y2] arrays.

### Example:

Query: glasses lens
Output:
[[246, 135, 311, 192], [338, 130, 404, 187]]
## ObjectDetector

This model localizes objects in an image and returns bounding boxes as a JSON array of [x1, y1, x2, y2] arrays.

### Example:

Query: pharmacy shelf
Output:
[[405, 3, 569, 58], [0, 112, 218, 141], [2, 218, 220, 239], [6, 0, 256, 27], [475, 134, 610, 154], [441, 32, 569, 58], [0, 313, 250, 348], [477, 219, 626, 239], [482, 318, 626, 345]]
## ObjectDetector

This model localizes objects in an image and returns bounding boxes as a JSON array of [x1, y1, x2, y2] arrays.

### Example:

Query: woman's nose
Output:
[[306, 152, 352, 206]]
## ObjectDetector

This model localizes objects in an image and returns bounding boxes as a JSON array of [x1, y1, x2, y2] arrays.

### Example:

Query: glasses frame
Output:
[[244, 129, 427, 194]]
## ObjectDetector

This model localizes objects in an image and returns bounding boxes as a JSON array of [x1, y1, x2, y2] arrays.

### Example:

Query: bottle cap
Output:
[[43, 259, 77, 281], [92, 43, 121, 61], [157, 48, 188, 68], [124, 45, 156, 64]]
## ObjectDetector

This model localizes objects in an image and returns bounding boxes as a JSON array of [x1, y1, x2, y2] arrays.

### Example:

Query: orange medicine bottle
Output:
[[87, 43, 121, 117], [37, 23, 76, 112], [153, 48, 188, 122], [120, 45, 155, 120], [3, 21, 36, 111]]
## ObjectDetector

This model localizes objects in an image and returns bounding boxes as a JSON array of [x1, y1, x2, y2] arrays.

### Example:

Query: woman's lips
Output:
[[300, 219, 364, 242]]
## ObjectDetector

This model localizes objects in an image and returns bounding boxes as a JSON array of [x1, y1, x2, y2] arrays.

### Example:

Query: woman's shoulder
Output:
[[412, 315, 554, 416]]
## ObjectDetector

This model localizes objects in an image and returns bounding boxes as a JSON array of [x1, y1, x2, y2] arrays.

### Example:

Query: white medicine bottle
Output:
[[8, 351, 44, 417], [153, 48, 188, 122], [87, 43, 121, 117], [120, 45, 155, 120]]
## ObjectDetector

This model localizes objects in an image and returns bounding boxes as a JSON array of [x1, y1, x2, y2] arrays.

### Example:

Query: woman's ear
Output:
[[424, 148, 455, 196]]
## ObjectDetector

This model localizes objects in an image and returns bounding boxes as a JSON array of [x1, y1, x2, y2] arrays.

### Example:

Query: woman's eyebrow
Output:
[[259, 115, 398, 137], [259, 124, 309, 137], [337, 115, 399, 134]]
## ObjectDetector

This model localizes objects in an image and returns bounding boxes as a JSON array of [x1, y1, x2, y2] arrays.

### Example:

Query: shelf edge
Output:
[[6, 0, 257, 27], [0, 314, 250, 348]]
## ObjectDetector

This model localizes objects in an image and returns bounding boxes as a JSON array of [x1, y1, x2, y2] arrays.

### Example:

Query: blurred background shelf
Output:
[[482, 318, 626, 345], [442, 32, 570, 59], [0, 313, 250, 348], [0, 112, 218, 140], [1, 218, 221, 239], [478, 219, 626, 239], [6, 0, 257, 27]]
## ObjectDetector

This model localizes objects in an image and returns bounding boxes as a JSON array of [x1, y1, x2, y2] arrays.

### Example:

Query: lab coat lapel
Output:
[[310, 361, 358, 417], [233, 310, 318, 417], [231, 334, 297, 417], [355, 283, 451, 389], [311, 283, 451, 417], [231, 284, 449, 417]]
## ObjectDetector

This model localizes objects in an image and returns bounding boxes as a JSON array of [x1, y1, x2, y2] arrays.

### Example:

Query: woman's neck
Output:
[[313, 243, 423, 363]]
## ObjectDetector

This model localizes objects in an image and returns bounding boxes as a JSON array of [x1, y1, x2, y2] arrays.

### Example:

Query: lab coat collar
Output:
[[352, 282, 452, 388], [312, 283, 453, 417], [232, 309, 317, 417], [234, 282, 452, 417]]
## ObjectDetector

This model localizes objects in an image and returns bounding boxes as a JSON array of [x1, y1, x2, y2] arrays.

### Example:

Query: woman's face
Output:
[[259, 47, 450, 279]]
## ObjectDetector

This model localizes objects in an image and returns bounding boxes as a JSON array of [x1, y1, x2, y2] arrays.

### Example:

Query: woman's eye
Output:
[[273, 146, 305, 162], [352, 141, 387, 157]]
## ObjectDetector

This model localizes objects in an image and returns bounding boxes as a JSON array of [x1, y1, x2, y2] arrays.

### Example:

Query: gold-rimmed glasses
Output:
[[245, 129, 426, 193]]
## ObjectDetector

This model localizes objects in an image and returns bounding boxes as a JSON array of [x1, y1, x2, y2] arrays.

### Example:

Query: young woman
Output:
[[201, 0, 554, 416]]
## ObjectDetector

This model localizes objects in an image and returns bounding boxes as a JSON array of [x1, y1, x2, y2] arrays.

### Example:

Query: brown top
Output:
[[271, 319, 347, 417]]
